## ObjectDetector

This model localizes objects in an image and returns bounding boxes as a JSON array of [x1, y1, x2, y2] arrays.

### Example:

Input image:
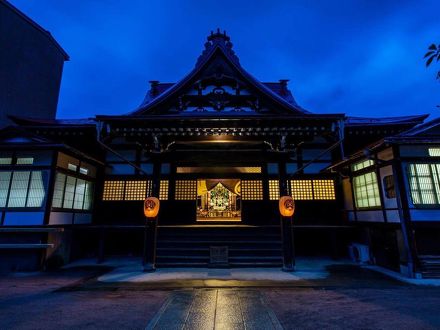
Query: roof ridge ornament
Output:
[[196, 28, 240, 67]]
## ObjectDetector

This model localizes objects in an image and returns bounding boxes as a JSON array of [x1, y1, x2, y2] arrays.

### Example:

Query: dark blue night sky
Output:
[[10, 0, 440, 119]]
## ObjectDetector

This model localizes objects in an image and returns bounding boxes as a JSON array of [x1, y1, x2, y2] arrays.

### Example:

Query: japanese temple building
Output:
[[1, 30, 440, 278]]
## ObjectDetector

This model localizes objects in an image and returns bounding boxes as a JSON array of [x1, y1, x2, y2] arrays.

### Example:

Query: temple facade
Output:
[[1, 30, 439, 278]]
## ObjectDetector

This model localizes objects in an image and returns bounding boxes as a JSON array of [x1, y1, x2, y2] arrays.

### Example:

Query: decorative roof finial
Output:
[[208, 28, 231, 43], [196, 29, 239, 67]]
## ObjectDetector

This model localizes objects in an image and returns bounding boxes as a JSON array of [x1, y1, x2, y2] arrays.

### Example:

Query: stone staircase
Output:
[[419, 255, 440, 279], [156, 225, 283, 267]]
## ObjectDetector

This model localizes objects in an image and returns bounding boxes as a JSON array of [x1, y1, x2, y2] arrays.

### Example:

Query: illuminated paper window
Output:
[[352, 159, 374, 172], [83, 182, 94, 210], [102, 181, 124, 201], [176, 167, 262, 174], [52, 173, 66, 208], [26, 171, 46, 207], [313, 180, 336, 200], [67, 163, 78, 172], [0, 158, 12, 165], [0, 172, 12, 207], [353, 172, 381, 208], [175, 180, 196, 200], [16, 157, 34, 165], [146, 180, 153, 197], [242, 180, 263, 200], [429, 148, 440, 157], [290, 180, 313, 200], [125, 181, 147, 200], [268, 180, 280, 200], [243, 167, 262, 173], [159, 180, 169, 200], [73, 179, 86, 209], [7, 171, 31, 207], [53, 173, 93, 210], [0, 171, 46, 208], [63, 176, 76, 209], [408, 163, 440, 205]]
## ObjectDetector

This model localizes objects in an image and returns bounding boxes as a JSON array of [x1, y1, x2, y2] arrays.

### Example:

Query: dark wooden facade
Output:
[[1, 30, 437, 275]]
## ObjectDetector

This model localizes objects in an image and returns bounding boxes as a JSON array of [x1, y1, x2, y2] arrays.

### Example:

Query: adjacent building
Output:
[[0, 0, 69, 128], [1, 29, 439, 278]]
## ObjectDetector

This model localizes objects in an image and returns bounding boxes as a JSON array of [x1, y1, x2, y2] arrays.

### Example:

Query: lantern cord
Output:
[[96, 123, 150, 176], [292, 138, 344, 175]]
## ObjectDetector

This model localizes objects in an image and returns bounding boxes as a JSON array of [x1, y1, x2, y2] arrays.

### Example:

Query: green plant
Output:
[[425, 44, 440, 80]]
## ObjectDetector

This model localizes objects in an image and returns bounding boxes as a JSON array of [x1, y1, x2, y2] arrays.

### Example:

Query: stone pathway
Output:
[[146, 289, 283, 330]]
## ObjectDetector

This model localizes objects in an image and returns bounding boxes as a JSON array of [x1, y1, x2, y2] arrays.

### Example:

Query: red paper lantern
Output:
[[144, 197, 160, 218], [279, 196, 295, 217]]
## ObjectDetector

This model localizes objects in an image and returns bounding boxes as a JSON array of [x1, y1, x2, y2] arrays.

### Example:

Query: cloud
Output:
[[10, 0, 440, 119]]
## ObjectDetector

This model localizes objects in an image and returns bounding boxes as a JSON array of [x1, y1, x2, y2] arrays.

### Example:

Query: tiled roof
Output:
[[345, 114, 428, 127], [9, 116, 95, 126], [131, 30, 309, 115]]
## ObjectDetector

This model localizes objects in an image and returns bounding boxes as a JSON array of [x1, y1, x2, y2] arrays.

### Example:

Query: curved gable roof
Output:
[[130, 30, 309, 116]]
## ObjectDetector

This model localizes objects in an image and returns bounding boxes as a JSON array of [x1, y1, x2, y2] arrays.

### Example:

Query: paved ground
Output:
[[1, 264, 440, 329], [147, 289, 282, 330]]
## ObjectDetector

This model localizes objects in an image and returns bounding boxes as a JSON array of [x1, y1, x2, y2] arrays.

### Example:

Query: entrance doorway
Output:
[[196, 179, 241, 222]]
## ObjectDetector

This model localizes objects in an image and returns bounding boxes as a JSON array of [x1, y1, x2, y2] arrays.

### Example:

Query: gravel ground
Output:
[[264, 286, 440, 329], [0, 268, 169, 330]]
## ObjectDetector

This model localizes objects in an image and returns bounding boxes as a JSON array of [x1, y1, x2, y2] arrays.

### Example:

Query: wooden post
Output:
[[391, 146, 417, 278], [280, 215, 295, 271], [142, 216, 157, 272]]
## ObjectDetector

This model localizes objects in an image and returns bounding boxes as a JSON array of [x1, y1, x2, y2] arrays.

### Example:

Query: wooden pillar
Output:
[[143, 159, 161, 272], [279, 162, 295, 271], [391, 146, 417, 277]]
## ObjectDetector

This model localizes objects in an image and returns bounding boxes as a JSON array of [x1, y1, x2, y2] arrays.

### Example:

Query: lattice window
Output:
[[176, 166, 262, 174], [175, 180, 196, 200], [242, 167, 262, 173], [313, 180, 336, 200], [0, 171, 12, 207], [83, 182, 94, 210], [0, 158, 12, 165], [26, 171, 46, 207], [102, 181, 124, 201], [353, 172, 381, 208], [352, 159, 374, 172], [63, 176, 76, 209], [146, 180, 153, 197], [73, 179, 86, 209], [290, 180, 313, 200], [8, 171, 31, 207], [241, 180, 263, 200], [125, 181, 147, 200], [0, 170, 47, 208], [429, 148, 440, 157], [159, 180, 169, 200], [52, 173, 66, 208], [16, 157, 34, 165], [268, 180, 280, 200], [408, 163, 440, 205]]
